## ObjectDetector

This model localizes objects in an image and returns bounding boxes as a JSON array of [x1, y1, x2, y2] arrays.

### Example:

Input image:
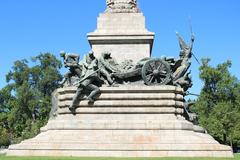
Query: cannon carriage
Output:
[[112, 58, 175, 85]]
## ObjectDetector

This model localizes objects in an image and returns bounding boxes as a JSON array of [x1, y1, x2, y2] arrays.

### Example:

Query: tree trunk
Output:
[[230, 137, 233, 152], [223, 133, 227, 144]]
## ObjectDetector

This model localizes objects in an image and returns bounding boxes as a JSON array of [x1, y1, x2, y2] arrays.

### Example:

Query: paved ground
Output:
[[0, 149, 8, 155]]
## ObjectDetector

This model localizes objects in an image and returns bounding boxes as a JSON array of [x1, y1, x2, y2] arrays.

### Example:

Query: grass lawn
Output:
[[0, 154, 239, 160]]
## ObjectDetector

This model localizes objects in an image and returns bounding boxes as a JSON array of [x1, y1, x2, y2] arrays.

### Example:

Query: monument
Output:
[[6, 0, 233, 157]]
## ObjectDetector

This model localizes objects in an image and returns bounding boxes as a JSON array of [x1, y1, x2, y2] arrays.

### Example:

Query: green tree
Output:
[[192, 58, 240, 150], [0, 53, 62, 146]]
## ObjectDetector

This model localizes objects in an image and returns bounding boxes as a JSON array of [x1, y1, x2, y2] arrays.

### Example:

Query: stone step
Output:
[[56, 114, 177, 120], [10, 143, 230, 151], [58, 100, 184, 108], [58, 93, 183, 101], [6, 150, 233, 157], [20, 133, 216, 144], [57, 86, 183, 95], [43, 120, 192, 130], [58, 107, 183, 114], [20, 140, 217, 145]]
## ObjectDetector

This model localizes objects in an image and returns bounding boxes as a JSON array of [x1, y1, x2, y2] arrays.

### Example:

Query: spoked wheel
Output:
[[142, 59, 172, 85]]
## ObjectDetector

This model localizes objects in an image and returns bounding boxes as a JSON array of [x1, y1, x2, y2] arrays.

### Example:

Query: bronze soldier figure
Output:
[[98, 52, 117, 85], [59, 51, 81, 86], [69, 51, 102, 113]]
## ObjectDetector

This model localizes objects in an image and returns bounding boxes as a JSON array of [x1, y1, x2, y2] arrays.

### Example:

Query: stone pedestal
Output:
[[87, 12, 155, 63], [7, 86, 233, 157]]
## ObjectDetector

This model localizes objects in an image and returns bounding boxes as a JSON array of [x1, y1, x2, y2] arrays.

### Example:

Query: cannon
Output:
[[112, 58, 172, 85]]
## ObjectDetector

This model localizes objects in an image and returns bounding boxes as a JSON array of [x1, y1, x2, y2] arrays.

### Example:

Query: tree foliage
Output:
[[0, 53, 62, 146], [192, 58, 240, 150]]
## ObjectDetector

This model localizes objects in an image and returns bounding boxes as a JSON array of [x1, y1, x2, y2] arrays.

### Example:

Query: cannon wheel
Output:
[[142, 59, 171, 85]]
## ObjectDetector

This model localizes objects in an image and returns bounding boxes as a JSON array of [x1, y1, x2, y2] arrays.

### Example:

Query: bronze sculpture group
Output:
[[60, 33, 195, 113]]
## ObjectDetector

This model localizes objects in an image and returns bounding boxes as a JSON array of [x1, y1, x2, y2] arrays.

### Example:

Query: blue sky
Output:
[[0, 0, 240, 96]]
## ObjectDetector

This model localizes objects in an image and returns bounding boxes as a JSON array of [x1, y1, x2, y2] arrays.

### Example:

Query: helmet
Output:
[[88, 50, 94, 55], [60, 51, 66, 57]]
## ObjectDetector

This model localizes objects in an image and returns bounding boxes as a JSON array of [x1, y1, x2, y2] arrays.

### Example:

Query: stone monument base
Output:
[[7, 86, 233, 157], [88, 13, 155, 63]]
